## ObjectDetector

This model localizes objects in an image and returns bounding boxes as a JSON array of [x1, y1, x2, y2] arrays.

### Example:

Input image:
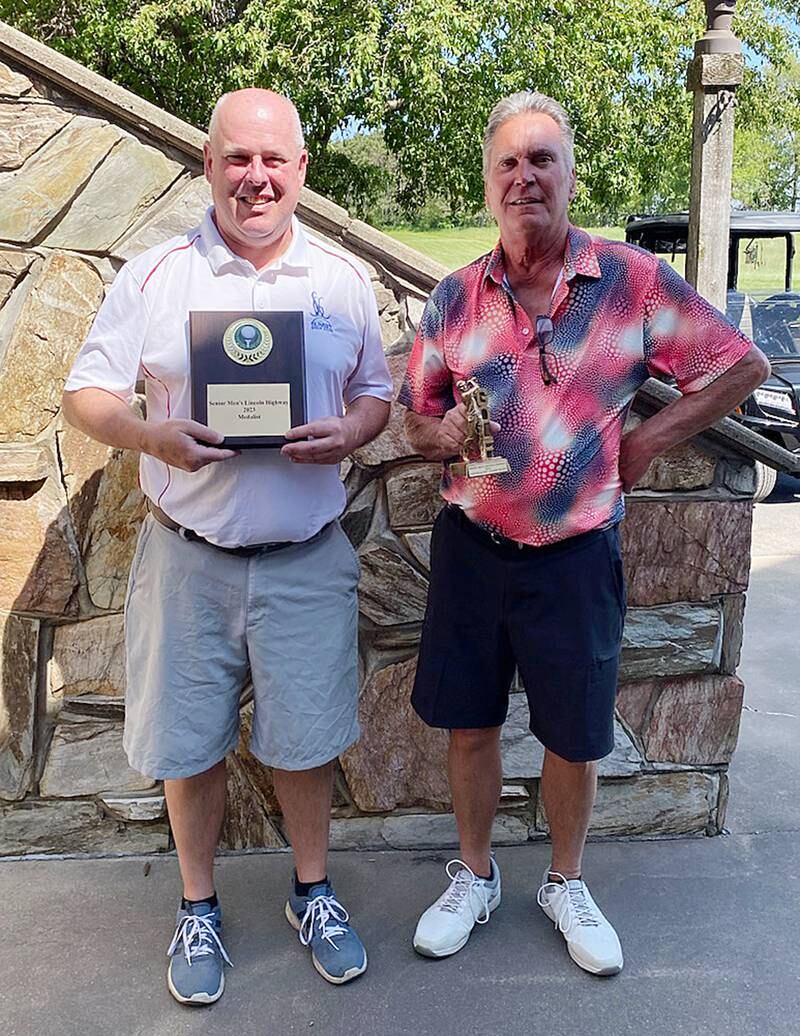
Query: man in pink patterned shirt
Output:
[[400, 90, 768, 974]]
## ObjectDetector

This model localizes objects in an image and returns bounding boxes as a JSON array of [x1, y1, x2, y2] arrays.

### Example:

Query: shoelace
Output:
[[167, 913, 233, 968], [299, 894, 350, 951], [537, 872, 600, 934], [438, 859, 492, 924]]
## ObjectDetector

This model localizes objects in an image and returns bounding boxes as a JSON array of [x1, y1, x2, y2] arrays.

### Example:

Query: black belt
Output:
[[445, 504, 609, 557], [148, 503, 332, 558]]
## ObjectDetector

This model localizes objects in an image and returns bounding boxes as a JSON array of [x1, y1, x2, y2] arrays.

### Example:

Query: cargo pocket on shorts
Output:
[[590, 532, 624, 755], [603, 525, 627, 618], [335, 521, 361, 584], [123, 515, 154, 617]]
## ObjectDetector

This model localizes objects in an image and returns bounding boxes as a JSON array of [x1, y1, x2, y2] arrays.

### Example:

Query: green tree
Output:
[[1, 0, 797, 221], [734, 56, 800, 210]]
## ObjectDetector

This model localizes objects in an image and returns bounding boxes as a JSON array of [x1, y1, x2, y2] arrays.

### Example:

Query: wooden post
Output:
[[686, 2, 744, 311]]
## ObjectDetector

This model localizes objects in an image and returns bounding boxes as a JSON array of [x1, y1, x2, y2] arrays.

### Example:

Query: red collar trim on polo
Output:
[[201, 209, 311, 275]]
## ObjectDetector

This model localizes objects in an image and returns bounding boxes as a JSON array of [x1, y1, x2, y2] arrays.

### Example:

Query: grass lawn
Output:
[[386, 224, 797, 293], [387, 224, 618, 269]]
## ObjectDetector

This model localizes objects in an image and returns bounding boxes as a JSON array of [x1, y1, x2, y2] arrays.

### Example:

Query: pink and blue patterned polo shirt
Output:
[[398, 225, 753, 546]]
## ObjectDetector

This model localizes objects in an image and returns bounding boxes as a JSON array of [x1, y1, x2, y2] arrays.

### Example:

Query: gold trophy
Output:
[[449, 377, 511, 478]]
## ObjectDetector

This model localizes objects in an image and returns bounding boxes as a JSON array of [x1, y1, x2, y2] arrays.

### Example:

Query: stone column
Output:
[[685, 1, 744, 311]]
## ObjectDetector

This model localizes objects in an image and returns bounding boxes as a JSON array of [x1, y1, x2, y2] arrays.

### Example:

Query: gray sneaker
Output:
[[285, 880, 367, 984], [166, 902, 232, 1005]]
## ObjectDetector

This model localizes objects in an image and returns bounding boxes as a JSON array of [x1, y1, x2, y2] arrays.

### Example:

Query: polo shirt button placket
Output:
[[254, 279, 270, 310]]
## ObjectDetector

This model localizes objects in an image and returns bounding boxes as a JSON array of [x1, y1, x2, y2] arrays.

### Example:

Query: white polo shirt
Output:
[[65, 209, 393, 546]]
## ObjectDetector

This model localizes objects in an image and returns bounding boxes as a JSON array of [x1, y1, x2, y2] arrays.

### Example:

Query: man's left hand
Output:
[[281, 417, 355, 464], [618, 428, 654, 492]]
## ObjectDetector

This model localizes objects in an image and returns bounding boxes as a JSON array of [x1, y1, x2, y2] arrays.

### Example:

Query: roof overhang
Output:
[[626, 211, 800, 238]]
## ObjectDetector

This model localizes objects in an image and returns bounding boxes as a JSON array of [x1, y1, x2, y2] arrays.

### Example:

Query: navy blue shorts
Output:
[[411, 506, 626, 762]]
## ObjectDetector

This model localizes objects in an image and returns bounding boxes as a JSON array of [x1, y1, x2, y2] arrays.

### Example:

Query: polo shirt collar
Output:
[[200, 209, 311, 275], [485, 240, 506, 287], [484, 223, 602, 286], [564, 224, 601, 280]]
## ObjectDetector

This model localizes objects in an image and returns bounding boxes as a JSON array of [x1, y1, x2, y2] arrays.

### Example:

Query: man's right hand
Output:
[[405, 404, 501, 462], [433, 403, 471, 458], [142, 419, 238, 472]]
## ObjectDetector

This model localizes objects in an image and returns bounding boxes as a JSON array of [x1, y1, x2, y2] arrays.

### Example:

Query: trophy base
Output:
[[450, 457, 511, 478]]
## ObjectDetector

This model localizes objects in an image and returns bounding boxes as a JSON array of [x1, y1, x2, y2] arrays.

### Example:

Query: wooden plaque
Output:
[[189, 310, 307, 448]]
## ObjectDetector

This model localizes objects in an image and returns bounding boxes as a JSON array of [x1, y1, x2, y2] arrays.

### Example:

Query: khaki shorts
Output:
[[123, 515, 360, 778]]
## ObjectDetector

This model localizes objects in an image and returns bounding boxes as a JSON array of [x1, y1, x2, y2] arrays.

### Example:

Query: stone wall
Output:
[[0, 48, 757, 856]]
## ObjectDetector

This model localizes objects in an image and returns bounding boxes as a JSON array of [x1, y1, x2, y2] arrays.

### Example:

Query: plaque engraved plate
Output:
[[206, 383, 291, 438]]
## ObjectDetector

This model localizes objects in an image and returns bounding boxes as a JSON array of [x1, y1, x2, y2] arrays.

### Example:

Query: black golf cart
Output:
[[625, 211, 800, 499]]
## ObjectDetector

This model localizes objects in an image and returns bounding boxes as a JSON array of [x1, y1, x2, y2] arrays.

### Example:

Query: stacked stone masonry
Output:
[[0, 53, 757, 855]]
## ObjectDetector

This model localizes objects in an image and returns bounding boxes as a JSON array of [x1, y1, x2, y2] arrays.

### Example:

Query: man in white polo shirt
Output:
[[63, 89, 392, 1005]]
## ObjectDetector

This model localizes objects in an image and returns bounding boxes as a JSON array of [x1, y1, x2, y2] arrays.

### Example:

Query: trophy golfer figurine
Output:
[[450, 377, 510, 478]]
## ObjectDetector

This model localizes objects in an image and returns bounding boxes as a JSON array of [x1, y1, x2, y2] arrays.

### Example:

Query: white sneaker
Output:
[[413, 858, 502, 958], [537, 870, 623, 975]]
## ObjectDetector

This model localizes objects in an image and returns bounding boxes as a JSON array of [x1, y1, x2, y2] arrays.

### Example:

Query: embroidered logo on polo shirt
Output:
[[310, 292, 334, 333], [222, 318, 273, 365]]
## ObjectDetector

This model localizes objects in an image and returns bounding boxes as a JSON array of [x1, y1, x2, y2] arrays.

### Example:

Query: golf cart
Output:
[[625, 211, 800, 500]]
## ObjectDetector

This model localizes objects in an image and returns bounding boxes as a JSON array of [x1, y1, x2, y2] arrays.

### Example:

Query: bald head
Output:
[[208, 89, 305, 153], [203, 87, 308, 267]]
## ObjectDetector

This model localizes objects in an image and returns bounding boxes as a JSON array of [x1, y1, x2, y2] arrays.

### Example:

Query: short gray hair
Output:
[[208, 91, 305, 151], [482, 91, 575, 178]]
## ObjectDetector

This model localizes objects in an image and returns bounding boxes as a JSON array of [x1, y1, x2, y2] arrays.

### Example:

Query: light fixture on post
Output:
[[697, 1, 741, 55]]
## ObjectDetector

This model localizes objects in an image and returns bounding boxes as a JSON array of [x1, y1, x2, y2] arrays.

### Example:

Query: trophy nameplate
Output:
[[189, 311, 307, 448], [449, 377, 511, 478]]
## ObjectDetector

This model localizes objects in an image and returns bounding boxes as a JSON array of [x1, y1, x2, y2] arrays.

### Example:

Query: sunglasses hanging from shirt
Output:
[[535, 315, 558, 386], [189, 310, 307, 448]]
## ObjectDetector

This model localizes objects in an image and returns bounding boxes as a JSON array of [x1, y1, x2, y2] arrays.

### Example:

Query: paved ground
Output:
[[727, 473, 800, 835], [2, 477, 799, 1036]]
